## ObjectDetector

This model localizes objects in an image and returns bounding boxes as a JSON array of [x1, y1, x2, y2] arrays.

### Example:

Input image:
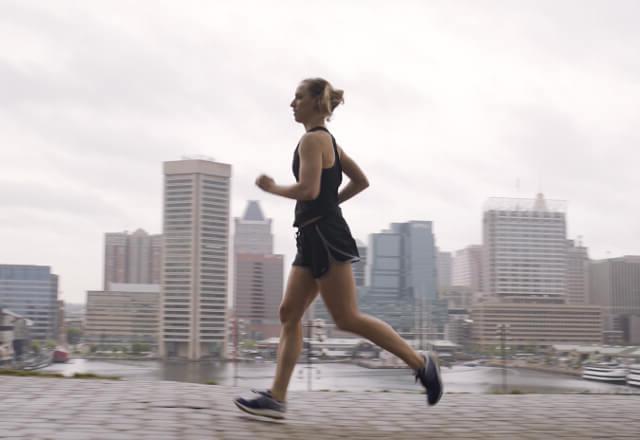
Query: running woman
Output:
[[234, 78, 443, 419]]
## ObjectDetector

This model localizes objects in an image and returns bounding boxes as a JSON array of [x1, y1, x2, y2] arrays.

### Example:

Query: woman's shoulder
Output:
[[298, 130, 333, 152], [300, 129, 332, 142]]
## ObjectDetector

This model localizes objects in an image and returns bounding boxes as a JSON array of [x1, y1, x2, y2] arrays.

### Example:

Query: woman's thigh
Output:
[[317, 262, 358, 325], [280, 265, 320, 323]]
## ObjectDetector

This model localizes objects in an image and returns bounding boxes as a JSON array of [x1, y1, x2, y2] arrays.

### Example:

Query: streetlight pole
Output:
[[419, 297, 424, 352], [496, 324, 509, 393], [306, 319, 312, 391], [233, 317, 238, 387]]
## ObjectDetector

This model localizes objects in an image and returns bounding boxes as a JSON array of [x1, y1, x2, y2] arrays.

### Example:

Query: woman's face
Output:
[[290, 83, 319, 123]]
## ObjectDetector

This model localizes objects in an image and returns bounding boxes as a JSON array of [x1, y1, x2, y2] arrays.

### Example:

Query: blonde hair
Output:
[[302, 78, 344, 120]]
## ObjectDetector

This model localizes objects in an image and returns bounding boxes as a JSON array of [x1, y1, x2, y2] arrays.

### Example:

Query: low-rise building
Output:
[[0, 265, 59, 341], [471, 299, 603, 349], [0, 308, 32, 363], [85, 283, 160, 348]]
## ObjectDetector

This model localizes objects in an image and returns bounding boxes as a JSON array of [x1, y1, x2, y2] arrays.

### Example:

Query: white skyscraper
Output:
[[483, 194, 568, 301], [159, 159, 231, 360]]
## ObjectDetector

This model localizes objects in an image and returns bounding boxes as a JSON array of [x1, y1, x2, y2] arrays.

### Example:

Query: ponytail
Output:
[[302, 78, 345, 121]]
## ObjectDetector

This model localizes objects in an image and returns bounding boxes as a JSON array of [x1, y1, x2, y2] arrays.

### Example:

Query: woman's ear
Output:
[[313, 97, 322, 112]]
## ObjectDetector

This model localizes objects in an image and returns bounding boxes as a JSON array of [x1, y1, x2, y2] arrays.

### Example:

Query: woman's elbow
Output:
[[301, 187, 320, 200]]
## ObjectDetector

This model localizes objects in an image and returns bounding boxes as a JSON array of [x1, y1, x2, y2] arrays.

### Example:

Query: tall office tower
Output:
[[362, 221, 443, 338], [233, 201, 273, 254], [589, 256, 640, 344], [0, 265, 59, 340], [451, 245, 484, 294], [436, 250, 452, 293], [104, 233, 127, 287], [159, 159, 231, 360], [566, 238, 589, 305], [233, 201, 283, 340], [483, 194, 568, 301], [104, 229, 163, 289]]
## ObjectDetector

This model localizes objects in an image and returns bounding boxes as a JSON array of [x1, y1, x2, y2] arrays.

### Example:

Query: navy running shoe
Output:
[[234, 389, 286, 419], [250, 388, 272, 397], [415, 352, 443, 406]]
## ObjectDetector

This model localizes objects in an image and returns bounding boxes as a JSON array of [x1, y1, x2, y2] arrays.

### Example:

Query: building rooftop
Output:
[[106, 283, 161, 293], [242, 200, 266, 221], [484, 193, 567, 213]]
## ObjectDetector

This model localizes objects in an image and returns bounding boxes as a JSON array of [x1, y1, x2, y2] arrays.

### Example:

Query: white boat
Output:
[[626, 364, 640, 387], [582, 362, 628, 384]]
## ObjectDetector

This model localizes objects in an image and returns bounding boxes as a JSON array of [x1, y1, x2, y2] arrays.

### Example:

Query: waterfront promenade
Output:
[[1, 376, 639, 439]]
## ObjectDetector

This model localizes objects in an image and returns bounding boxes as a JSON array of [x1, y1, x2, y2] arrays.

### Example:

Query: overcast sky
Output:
[[1, 1, 639, 304]]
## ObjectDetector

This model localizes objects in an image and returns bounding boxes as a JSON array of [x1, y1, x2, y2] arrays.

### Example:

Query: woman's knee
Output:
[[334, 313, 361, 333], [279, 304, 302, 326]]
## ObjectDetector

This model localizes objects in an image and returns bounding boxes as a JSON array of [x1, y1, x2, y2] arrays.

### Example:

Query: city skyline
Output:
[[2, 2, 639, 303], [2, 186, 631, 306]]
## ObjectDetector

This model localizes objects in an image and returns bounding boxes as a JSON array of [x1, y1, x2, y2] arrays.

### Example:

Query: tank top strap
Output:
[[307, 126, 340, 168], [308, 126, 329, 133], [331, 135, 341, 169]]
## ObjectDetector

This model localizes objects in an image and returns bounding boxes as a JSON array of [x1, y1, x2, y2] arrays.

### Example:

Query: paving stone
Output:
[[2, 376, 640, 439]]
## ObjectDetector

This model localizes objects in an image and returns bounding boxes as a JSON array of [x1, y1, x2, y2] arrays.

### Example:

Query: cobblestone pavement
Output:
[[1, 377, 639, 439]]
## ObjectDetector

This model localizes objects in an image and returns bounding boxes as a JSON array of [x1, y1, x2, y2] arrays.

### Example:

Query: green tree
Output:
[[240, 339, 257, 350], [131, 343, 151, 354], [45, 339, 57, 349], [31, 340, 41, 354], [67, 327, 83, 344]]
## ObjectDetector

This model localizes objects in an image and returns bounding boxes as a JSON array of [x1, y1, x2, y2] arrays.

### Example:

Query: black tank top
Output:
[[292, 126, 342, 227]]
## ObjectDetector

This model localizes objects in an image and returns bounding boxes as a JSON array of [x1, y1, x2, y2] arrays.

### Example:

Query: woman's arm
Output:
[[256, 133, 324, 201], [337, 146, 369, 204]]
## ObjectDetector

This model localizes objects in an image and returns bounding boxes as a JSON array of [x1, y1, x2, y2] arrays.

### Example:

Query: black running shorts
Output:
[[292, 212, 360, 279]]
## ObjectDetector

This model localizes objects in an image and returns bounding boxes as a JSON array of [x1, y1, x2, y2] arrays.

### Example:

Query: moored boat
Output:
[[626, 364, 640, 387], [52, 347, 70, 363], [581, 362, 628, 384]]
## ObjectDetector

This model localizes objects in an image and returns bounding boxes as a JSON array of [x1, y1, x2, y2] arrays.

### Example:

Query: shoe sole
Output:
[[234, 399, 285, 419], [427, 352, 444, 406]]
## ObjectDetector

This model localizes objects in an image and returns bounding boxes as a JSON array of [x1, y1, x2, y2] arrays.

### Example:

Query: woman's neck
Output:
[[304, 117, 326, 132]]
